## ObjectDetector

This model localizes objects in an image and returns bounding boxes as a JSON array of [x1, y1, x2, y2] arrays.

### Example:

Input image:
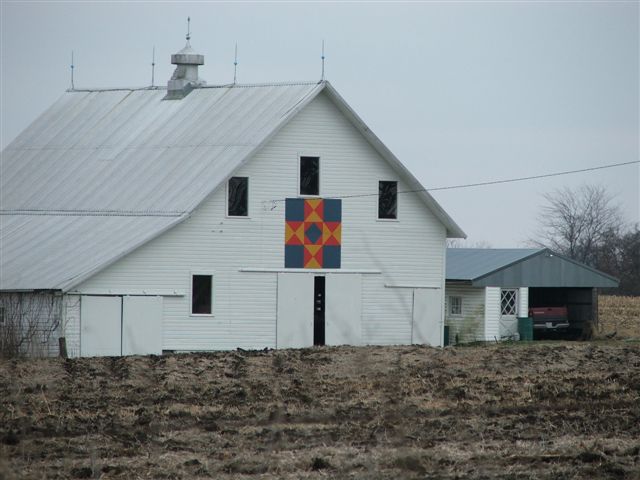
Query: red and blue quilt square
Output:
[[285, 198, 341, 268]]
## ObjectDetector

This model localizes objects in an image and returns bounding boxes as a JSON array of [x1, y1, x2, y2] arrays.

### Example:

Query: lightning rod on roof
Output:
[[233, 43, 238, 84], [70, 50, 75, 90], [186, 16, 191, 43], [151, 46, 156, 87], [321, 40, 325, 81]]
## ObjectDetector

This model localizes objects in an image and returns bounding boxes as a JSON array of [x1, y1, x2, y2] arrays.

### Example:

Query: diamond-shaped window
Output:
[[501, 289, 517, 316]]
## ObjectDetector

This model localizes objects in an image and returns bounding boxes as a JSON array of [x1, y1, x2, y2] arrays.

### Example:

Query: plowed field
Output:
[[2, 343, 640, 479]]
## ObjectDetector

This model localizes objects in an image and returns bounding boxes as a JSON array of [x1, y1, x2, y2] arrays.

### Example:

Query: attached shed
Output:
[[444, 248, 619, 343]]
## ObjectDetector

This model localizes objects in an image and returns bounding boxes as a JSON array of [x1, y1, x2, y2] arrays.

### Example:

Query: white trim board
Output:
[[385, 284, 441, 289], [71, 289, 185, 296], [240, 268, 381, 274]]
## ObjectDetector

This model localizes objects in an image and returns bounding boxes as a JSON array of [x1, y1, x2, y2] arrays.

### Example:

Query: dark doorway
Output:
[[314, 276, 325, 346], [529, 287, 594, 339]]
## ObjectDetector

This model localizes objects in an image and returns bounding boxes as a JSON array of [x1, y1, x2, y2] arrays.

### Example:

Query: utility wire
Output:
[[268, 159, 639, 203]]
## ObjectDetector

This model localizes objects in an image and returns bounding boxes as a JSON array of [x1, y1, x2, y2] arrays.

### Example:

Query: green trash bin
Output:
[[518, 317, 533, 341], [443, 325, 450, 346]]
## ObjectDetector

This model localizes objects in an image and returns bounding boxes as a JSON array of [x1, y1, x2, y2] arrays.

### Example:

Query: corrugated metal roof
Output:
[[1, 82, 323, 290], [446, 248, 542, 281], [1, 81, 464, 291], [0, 214, 181, 291], [446, 248, 619, 288], [2, 83, 322, 214]]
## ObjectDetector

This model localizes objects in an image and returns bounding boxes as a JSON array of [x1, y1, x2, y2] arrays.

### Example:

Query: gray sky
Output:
[[2, 1, 638, 246]]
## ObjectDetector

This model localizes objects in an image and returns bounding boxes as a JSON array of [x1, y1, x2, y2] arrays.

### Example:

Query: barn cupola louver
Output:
[[165, 18, 206, 100]]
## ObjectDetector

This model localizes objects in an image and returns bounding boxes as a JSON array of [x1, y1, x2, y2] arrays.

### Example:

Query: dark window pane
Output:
[[378, 181, 397, 219], [192, 275, 212, 314], [300, 156, 319, 195], [228, 177, 248, 216]]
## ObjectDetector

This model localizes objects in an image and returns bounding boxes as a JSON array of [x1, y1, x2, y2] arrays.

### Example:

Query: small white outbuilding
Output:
[[0, 39, 465, 357], [444, 248, 619, 343]]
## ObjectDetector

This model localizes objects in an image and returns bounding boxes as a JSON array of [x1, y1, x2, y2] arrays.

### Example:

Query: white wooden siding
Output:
[[72, 92, 447, 351], [519, 287, 529, 316], [444, 285, 485, 344], [484, 287, 501, 341], [62, 294, 81, 357]]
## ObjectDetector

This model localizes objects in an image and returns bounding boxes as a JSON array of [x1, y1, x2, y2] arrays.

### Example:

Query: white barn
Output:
[[0, 40, 465, 357]]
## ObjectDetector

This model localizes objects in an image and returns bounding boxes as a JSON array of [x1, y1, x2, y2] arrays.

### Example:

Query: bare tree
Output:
[[533, 184, 624, 266], [0, 292, 62, 358]]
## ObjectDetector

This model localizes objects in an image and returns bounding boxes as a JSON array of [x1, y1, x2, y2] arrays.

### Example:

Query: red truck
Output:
[[528, 306, 570, 331]]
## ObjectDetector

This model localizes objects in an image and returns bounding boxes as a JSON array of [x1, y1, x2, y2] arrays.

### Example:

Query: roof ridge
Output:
[[67, 80, 325, 93]]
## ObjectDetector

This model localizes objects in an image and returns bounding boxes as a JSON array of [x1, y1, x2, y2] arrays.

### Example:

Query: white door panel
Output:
[[277, 273, 314, 348], [122, 296, 163, 356], [412, 288, 442, 346], [81, 296, 121, 357], [325, 274, 362, 346]]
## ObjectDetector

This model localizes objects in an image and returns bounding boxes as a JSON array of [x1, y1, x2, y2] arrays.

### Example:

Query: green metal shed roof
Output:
[[446, 248, 619, 288]]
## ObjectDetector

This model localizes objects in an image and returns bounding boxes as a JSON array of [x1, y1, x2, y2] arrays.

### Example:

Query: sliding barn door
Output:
[[277, 273, 314, 348], [122, 296, 163, 356], [412, 288, 442, 346], [80, 296, 122, 357], [325, 274, 362, 346]]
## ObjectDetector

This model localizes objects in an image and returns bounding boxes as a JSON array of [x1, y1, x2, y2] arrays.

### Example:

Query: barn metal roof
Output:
[[446, 248, 619, 288], [1, 81, 464, 291]]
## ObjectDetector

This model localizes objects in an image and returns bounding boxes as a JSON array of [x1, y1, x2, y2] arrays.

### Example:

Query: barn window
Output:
[[191, 275, 213, 315], [378, 181, 397, 219], [501, 289, 518, 316], [227, 177, 248, 217], [299, 156, 320, 196], [449, 296, 462, 316], [0, 305, 5, 324]]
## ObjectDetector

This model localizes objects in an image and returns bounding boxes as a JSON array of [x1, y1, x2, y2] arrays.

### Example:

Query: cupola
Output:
[[165, 19, 206, 99]]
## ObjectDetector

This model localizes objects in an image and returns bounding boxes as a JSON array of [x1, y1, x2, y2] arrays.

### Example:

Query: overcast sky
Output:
[[1, 1, 638, 246]]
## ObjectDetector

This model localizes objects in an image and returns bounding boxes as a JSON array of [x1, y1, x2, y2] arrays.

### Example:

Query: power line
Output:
[[268, 159, 639, 203], [425, 160, 639, 193]]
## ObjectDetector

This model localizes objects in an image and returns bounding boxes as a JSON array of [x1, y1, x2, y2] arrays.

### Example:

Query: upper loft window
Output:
[[192, 274, 213, 315], [227, 177, 248, 217], [299, 156, 320, 196], [378, 181, 398, 219]]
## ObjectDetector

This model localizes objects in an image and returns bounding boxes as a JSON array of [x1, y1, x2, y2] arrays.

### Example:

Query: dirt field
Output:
[[2, 342, 640, 479]]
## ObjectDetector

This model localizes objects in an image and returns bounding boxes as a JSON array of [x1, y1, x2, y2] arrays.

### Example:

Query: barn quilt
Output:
[[285, 198, 341, 268]]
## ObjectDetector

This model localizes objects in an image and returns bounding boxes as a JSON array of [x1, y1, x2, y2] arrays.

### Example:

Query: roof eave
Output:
[[461, 248, 620, 288], [538, 248, 620, 286], [469, 249, 547, 283], [321, 82, 466, 239]]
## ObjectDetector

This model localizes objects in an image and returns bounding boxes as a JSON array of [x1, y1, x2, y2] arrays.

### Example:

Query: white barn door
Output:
[[80, 296, 122, 357], [325, 274, 362, 346], [122, 296, 163, 356], [277, 273, 314, 348], [412, 288, 442, 346]]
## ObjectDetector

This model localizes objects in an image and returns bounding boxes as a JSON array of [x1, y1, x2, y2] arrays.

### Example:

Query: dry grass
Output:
[[598, 295, 640, 339], [1, 343, 640, 479]]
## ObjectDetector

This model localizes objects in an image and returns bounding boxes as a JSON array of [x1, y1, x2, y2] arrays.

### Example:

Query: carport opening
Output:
[[529, 287, 594, 339]]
